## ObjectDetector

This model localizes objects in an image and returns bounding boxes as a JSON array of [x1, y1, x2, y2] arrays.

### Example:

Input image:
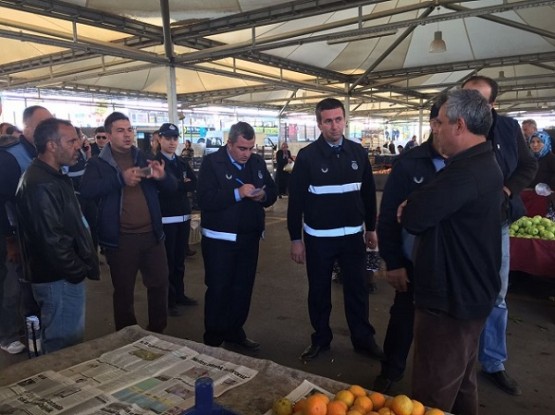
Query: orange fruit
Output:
[[328, 400, 348, 415], [368, 392, 386, 410], [411, 400, 425, 415], [424, 409, 445, 415], [353, 395, 373, 413], [310, 393, 330, 405], [335, 390, 356, 408], [368, 412, 381, 415], [349, 384, 367, 398], [391, 395, 413, 415], [293, 398, 307, 413], [305, 395, 327, 415], [378, 408, 393, 415], [384, 397, 394, 409], [346, 409, 364, 415]]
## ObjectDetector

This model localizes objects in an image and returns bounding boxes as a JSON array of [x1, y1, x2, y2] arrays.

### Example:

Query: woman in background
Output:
[[522, 130, 555, 216]]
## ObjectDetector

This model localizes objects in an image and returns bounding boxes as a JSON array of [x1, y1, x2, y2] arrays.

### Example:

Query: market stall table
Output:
[[1, 326, 355, 414], [510, 237, 555, 278]]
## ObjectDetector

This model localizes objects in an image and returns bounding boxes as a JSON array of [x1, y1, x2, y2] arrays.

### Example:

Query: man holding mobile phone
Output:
[[197, 121, 277, 351], [81, 112, 177, 334]]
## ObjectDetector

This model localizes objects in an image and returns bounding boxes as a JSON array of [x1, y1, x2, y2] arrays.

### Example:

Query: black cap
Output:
[[430, 103, 440, 120], [158, 123, 179, 137]]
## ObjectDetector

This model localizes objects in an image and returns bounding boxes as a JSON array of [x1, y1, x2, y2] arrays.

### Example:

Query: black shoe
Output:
[[176, 296, 198, 306], [482, 370, 522, 396], [353, 338, 386, 360], [186, 249, 196, 257], [373, 374, 395, 394], [168, 306, 184, 317], [225, 338, 260, 351], [300, 344, 330, 360]]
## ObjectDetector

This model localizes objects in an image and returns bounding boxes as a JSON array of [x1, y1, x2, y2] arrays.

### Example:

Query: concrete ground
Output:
[[1, 196, 554, 414]]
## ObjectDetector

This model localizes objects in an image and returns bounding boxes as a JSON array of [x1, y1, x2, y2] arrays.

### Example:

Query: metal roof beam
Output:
[[172, 0, 389, 39], [360, 52, 555, 83], [0, 0, 163, 39]]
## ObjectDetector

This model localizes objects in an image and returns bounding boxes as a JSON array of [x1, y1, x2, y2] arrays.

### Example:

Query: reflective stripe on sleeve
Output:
[[308, 182, 361, 194], [303, 223, 364, 237], [162, 215, 192, 224], [201, 227, 237, 242]]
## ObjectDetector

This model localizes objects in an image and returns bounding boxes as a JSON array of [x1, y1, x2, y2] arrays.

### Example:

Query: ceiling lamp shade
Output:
[[429, 30, 447, 53]]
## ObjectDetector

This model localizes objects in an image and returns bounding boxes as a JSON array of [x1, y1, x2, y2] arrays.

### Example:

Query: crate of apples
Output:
[[271, 384, 446, 415]]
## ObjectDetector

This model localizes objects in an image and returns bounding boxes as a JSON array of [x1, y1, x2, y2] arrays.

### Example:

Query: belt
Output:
[[162, 215, 191, 224], [303, 223, 364, 237]]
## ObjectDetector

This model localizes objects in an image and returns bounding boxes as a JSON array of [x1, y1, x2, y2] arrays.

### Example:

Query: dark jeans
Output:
[[380, 265, 415, 381], [202, 233, 260, 346], [105, 233, 168, 333], [304, 232, 376, 347], [276, 170, 290, 195], [412, 307, 486, 415], [163, 221, 190, 307]]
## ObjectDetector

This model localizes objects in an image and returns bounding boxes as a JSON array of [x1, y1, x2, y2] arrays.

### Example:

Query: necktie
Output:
[[332, 145, 342, 155]]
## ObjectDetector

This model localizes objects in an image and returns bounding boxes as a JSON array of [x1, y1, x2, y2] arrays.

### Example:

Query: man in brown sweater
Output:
[[81, 112, 176, 333]]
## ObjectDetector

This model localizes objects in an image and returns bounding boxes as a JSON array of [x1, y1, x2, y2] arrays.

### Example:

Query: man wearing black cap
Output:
[[155, 123, 198, 317], [373, 103, 445, 393]]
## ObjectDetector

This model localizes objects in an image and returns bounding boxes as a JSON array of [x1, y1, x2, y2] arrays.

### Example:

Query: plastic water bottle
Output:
[[25, 315, 42, 358], [181, 377, 238, 414], [535, 183, 553, 196]]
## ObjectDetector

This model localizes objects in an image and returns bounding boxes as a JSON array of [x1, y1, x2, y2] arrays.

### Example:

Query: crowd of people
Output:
[[1, 74, 552, 415]]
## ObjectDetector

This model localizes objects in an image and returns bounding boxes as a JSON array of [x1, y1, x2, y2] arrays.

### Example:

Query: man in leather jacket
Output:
[[15, 118, 99, 354]]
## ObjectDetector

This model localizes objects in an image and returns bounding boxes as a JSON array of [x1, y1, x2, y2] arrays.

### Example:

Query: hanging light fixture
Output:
[[429, 31, 446, 53], [429, 5, 447, 53]]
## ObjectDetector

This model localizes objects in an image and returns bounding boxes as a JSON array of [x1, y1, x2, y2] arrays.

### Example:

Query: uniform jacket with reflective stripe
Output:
[[287, 135, 377, 241], [197, 146, 277, 238], [155, 152, 197, 218]]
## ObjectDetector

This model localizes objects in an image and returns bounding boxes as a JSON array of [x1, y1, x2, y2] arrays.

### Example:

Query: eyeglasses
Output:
[[96, 135, 107, 140]]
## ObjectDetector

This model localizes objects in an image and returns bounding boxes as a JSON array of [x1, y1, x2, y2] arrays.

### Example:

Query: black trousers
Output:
[[380, 264, 415, 381], [105, 233, 168, 333], [202, 233, 260, 346], [163, 220, 191, 307], [304, 232, 376, 347]]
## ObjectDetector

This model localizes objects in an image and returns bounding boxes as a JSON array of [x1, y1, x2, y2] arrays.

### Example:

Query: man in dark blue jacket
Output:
[[80, 112, 176, 334], [373, 104, 444, 393], [197, 121, 277, 351], [462, 76, 537, 396], [288, 98, 383, 362]]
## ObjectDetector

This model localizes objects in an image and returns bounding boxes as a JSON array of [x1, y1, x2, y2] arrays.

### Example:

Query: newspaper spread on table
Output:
[[0, 335, 258, 415]]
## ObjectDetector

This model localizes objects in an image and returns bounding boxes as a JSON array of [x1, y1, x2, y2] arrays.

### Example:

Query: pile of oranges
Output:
[[271, 384, 446, 415]]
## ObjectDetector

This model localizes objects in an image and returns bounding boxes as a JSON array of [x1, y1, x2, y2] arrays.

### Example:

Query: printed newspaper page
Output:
[[0, 336, 258, 415]]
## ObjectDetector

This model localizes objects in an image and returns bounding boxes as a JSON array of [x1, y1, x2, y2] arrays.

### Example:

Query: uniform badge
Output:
[[413, 176, 424, 184], [258, 170, 263, 179], [225, 173, 232, 180], [351, 161, 359, 170]]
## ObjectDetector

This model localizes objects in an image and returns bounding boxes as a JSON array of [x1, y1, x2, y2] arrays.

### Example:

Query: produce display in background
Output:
[[271, 384, 445, 415], [509, 215, 555, 240]]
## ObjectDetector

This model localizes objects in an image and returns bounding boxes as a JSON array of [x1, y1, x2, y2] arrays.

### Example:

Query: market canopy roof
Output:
[[1, 0, 554, 121]]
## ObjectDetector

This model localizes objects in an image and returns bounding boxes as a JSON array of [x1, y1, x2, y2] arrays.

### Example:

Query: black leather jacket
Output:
[[16, 159, 99, 284]]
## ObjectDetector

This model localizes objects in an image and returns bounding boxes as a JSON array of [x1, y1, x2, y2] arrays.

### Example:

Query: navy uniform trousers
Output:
[[304, 231, 376, 348], [202, 232, 260, 346]]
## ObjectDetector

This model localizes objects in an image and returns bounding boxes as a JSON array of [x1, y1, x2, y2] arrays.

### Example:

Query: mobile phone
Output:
[[138, 166, 152, 177]]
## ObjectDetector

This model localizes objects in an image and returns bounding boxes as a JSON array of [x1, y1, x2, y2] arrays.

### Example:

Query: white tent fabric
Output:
[[1, 0, 554, 121]]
